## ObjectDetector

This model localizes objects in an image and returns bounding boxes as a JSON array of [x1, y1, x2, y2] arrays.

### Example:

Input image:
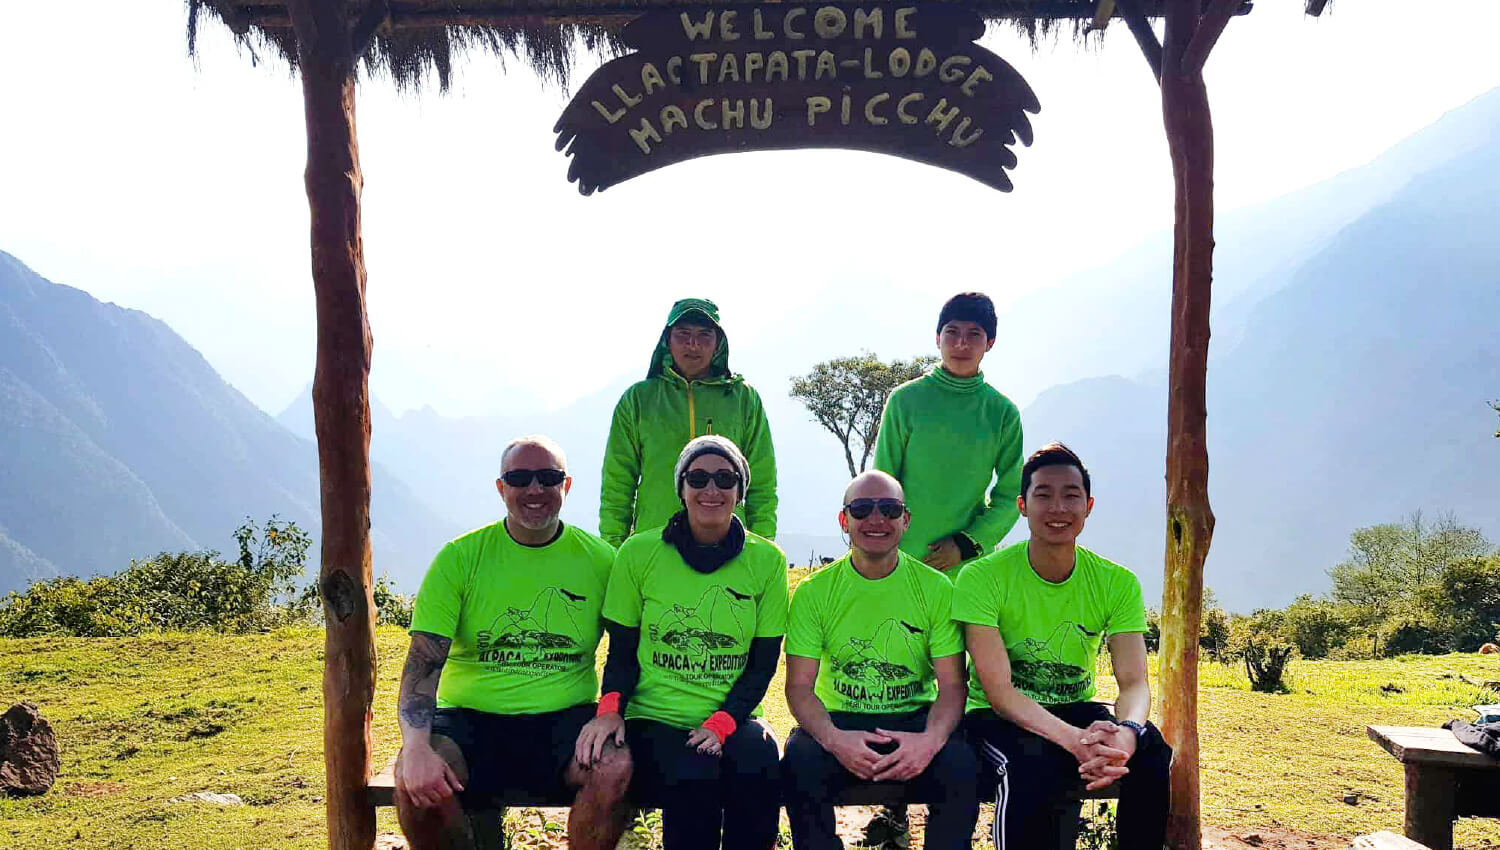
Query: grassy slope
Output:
[[2, 629, 1499, 849]]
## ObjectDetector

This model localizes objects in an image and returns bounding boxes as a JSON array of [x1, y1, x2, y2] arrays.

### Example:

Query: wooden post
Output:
[[1157, 1, 1221, 848], [284, 2, 377, 849], [1403, 763, 1457, 850]]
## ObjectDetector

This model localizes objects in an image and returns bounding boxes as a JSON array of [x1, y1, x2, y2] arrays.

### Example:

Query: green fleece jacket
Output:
[[599, 301, 777, 547], [874, 367, 1023, 574]]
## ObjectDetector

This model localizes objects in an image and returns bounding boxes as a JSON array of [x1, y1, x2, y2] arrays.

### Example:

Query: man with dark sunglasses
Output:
[[395, 435, 632, 850], [781, 470, 979, 850], [600, 298, 778, 547], [869, 291, 1023, 846]]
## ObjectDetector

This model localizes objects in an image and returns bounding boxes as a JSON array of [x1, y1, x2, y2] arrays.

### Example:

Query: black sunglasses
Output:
[[501, 468, 567, 488], [844, 498, 906, 520], [683, 469, 741, 490]]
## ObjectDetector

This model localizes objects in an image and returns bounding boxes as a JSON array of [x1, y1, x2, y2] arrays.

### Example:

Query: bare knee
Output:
[[575, 743, 632, 798]]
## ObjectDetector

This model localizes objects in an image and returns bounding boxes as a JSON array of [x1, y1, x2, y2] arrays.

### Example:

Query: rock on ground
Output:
[[0, 701, 60, 796]]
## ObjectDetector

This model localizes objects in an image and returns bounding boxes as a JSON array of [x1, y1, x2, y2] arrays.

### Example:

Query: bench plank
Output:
[[1352, 831, 1431, 850], [369, 761, 1120, 810], [1368, 726, 1496, 771]]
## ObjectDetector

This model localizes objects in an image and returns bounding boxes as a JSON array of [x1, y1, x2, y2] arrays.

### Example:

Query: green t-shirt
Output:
[[785, 552, 964, 715], [411, 521, 616, 715], [603, 530, 789, 729], [952, 541, 1147, 711]]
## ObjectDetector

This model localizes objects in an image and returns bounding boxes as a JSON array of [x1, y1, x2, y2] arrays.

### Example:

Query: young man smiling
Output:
[[781, 470, 978, 850], [874, 292, 1023, 577], [954, 443, 1170, 850], [600, 298, 777, 547]]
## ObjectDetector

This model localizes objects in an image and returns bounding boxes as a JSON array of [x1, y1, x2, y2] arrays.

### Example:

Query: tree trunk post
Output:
[[1158, 2, 1218, 848], [285, 2, 377, 849]]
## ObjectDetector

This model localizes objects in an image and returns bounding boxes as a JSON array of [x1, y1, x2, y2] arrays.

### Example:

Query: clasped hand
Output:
[[830, 728, 941, 783], [1073, 720, 1136, 790]]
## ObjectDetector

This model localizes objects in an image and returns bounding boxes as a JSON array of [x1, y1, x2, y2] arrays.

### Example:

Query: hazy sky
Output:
[[3, 1, 1498, 418]]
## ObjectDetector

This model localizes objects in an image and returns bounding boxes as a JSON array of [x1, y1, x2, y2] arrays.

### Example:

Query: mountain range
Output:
[[2, 87, 1497, 610], [0, 251, 459, 593]]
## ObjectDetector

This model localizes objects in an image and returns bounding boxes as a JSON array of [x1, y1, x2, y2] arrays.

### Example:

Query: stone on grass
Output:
[[168, 791, 244, 805], [0, 702, 60, 796]]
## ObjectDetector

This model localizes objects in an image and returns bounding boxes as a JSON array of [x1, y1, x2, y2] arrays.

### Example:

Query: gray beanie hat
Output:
[[674, 435, 750, 505]]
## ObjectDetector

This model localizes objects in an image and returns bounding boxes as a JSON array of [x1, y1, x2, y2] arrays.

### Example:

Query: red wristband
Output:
[[702, 711, 737, 744], [597, 692, 621, 716]]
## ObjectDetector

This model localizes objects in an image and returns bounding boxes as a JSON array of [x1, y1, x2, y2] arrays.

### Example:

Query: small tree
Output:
[[789, 352, 936, 477], [1229, 610, 1296, 693]]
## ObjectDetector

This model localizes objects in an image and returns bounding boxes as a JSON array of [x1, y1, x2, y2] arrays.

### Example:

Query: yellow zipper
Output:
[[687, 381, 696, 438]]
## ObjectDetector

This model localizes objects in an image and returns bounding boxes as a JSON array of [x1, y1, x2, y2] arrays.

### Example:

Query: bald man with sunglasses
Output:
[[395, 436, 632, 850], [780, 471, 979, 850]]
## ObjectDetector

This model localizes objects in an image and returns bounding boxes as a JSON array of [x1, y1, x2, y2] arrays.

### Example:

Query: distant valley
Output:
[[3, 88, 1497, 611]]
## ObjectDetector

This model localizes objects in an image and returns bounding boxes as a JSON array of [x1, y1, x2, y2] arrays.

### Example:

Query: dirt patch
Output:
[[1203, 825, 1350, 849], [63, 781, 127, 798]]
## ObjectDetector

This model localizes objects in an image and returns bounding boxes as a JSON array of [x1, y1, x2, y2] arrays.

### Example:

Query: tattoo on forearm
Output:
[[399, 632, 451, 730]]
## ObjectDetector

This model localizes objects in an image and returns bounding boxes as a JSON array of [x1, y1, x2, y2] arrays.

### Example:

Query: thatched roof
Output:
[[188, 0, 1331, 91]]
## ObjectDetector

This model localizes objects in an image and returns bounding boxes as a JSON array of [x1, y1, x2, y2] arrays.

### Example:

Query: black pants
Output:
[[966, 704, 1171, 850], [782, 710, 980, 850], [626, 716, 781, 850]]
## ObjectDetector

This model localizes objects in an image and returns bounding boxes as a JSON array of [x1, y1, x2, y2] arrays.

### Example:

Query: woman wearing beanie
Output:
[[576, 435, 788, 850]]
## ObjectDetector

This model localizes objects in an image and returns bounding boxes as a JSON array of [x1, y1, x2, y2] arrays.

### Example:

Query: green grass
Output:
[[2, 629, 1499, 849]]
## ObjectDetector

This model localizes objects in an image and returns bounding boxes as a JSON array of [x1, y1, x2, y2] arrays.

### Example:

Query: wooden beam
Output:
[[285, 1, 377, 850], [235, 0, 1225, 30], [1116, 0, 1164, 82], [1158, 0, 1216, 848], [1181, 0, 1241, 75]]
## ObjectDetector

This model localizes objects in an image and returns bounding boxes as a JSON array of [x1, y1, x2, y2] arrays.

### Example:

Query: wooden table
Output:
[[1368, 725, 1500, 850]]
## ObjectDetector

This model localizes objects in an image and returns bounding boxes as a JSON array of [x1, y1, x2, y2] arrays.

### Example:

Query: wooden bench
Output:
[[369, 760, 1119, 848], [1352, 831, 1431, 849], [1368, 725, 1500, 850]]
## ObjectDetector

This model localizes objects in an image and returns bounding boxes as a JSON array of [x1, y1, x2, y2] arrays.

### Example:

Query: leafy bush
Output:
[[373, 573, 414, 628], [1281, 594, 1353, 660], [1229, 610, 1297, 693], [0, 517, 316, 637]]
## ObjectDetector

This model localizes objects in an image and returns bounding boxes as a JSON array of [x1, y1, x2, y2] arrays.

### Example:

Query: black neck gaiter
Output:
[[662, 511, 745, 573]]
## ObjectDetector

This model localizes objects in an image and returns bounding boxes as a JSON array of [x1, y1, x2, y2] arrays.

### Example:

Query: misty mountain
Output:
[[990, 85, 1500, 406], [1017, 132, 1500, 611], [0, 252, 459, 593]]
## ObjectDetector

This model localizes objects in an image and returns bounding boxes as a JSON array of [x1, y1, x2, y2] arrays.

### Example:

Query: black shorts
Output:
[[431, 703, 594, 802]]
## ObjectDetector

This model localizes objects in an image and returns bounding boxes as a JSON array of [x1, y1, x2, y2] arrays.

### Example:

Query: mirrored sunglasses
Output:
[[844, 498, 906, 520]]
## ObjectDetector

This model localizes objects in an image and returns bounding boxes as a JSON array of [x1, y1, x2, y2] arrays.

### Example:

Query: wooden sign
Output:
[[554, 4, 1041, 194]]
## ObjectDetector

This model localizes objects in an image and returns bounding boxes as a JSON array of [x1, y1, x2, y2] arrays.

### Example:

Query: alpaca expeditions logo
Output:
[[555, 4, 1040, 194], [474, 587, 591, 675], [647, 585, 754, 685], [828, 617, 928, 710]]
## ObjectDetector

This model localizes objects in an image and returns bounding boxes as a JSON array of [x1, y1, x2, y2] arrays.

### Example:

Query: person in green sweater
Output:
[[600, 298, 777, 547], [875, 291, 1023, 576], [867, 291, 1022, 847]]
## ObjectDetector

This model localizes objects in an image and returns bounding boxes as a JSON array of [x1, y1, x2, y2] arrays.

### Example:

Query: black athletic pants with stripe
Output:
[[782, 709, 980, 850], [965, 703, 1171, 850]]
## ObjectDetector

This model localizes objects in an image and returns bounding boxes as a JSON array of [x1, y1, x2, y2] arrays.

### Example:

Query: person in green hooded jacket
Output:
[[599, 298, 777, 547]]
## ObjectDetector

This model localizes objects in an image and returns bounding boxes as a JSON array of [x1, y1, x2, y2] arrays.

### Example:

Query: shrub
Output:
[[1281, 595, 1354, 659], [0, 517, 315, 637], [1229, 610, 1297, 693], [373, 573, 414, 628]]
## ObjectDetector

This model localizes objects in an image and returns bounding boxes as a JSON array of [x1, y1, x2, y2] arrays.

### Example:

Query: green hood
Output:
[[646, 297, 735, 381]]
